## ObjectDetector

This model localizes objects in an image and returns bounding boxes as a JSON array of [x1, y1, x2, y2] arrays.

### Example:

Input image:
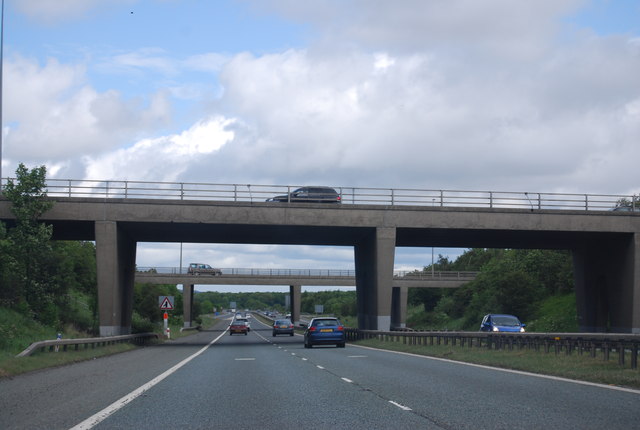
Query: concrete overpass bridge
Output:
[[1, 179, 639, 335], [134, 268, 478, 328]]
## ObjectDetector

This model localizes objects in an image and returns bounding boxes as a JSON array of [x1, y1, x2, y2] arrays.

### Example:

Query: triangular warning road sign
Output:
[[160, 296, 174, 310]]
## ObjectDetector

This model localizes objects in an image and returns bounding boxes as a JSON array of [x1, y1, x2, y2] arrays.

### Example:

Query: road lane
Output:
[[90, 322, 435, 429], [284, 342, 640, 429], [0, 318, 231, 430], [2, 316, 639, 429]]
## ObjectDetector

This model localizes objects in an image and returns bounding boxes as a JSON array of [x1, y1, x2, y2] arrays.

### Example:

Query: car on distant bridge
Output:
[[266, 186, 341, 203], [187, 263, 222, 276]]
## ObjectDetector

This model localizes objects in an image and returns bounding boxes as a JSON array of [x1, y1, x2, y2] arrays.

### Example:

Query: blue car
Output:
[[480, 314, 526, 333], [304, 317, 346, 348]]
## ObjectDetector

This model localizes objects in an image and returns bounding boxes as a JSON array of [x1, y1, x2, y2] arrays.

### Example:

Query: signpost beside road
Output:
[[159, 296, 174, 338]]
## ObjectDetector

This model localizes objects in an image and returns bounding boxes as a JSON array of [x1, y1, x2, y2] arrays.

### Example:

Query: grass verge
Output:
[[353, 338, 640, 389], [0, 314, 221, 379]]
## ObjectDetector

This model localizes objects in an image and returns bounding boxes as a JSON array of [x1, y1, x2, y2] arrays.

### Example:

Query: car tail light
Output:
[[337, 326, 344, 331], [337, 195, 341, 202], [309, 326, 316, 332], [289, 324, 294, 328]]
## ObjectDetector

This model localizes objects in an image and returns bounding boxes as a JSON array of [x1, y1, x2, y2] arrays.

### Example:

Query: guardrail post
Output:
[[618, 343, 625, 367]]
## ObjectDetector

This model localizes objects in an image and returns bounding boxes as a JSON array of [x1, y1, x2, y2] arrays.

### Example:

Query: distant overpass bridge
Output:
[[1, 179, 638, 334], [135, 269, 478, 327], [134, 268, 478, 288]]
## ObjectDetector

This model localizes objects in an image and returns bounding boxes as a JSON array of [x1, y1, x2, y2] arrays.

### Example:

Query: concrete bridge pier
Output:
[[95, 221, 136, 336], [183, 284, 195, 328], [289, 285, 301, 326], [355, 227, 395, 330], [391, 286, 408, 329], [573, 234, 640, 333]]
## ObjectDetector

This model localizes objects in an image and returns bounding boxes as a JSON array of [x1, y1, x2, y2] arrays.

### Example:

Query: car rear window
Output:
[[313, 319, 340, 327]]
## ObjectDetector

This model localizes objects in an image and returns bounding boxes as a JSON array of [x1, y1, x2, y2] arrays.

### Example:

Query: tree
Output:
[[1, 164, 57, 323]]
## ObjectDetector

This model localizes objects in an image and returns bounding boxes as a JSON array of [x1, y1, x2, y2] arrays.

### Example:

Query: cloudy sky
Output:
[[2, 0, 639, 291]]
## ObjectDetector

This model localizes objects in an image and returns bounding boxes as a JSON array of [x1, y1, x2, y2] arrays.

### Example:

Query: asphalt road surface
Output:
[[1, 316, 639, 429]]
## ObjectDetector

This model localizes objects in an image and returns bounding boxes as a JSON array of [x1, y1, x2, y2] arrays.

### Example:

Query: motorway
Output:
[[1, 317, 639, 430]]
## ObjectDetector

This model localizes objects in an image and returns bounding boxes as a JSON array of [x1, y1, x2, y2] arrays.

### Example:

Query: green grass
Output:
[[0, 309, 223, 379], [0, 343, 139, 378], [353, 338, 640, 389]]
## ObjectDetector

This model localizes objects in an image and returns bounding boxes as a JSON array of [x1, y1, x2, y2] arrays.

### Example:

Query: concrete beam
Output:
[[95, 221, 136, 336], [355, 227, 396, 330], [290, 285, 301, 325], [391, 286, 408, 329], [183, 284, 194, 328], [573, 233, 639, 333]]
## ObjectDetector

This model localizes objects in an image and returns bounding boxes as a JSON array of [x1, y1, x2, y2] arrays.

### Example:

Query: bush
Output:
[[527, 294, 578, 332], [131, 312, 158, 334]]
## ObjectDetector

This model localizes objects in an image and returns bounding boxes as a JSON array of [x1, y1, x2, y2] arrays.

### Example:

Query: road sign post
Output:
[[163, 312, 170, 339], [159, 296, 174, 338]]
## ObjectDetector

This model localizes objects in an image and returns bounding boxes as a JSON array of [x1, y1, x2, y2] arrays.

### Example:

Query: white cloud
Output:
[[5, 1, 640, 282], [82, 116, 234, 181], [4, 55, 171, 170]]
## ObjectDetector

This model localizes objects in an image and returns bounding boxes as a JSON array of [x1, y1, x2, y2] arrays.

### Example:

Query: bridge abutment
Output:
[[391, 286, 408, 329], [183, 284, 194, 328], [95, 221, 136, 336], [573, 233, 639, 333], [355, 227, 395, 330], [289, 285, 301, 326]]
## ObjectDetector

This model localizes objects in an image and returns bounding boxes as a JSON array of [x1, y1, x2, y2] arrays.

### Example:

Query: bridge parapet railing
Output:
[[344, 329, 640, 369], [12, 178, 635, 212], [136, 267, 479, 279], [393, 271, 479, 279], [136, 267, 358, 276]]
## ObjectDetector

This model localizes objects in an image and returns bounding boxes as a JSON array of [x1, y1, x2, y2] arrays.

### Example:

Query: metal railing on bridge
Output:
[[136, 267, 479, 279], [3, 178, 636, 212]]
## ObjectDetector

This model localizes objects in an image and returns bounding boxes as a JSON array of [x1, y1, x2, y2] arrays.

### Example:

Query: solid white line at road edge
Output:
[[69, 330, 228, 430], [351, 344, 640, 395]]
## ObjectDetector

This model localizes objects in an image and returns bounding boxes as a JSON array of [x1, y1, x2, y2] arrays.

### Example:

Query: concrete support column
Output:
[[391, 286, 408, 329], [183, 284, 194, 328], [355, 227, 396, 330], [95, 221, 136, 336], [289, 285, 301, 326], [573, 233, 639, 333]]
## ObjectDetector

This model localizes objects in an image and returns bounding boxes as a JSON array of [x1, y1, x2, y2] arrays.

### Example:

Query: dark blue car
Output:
[[304, 317, 345, 348], [480, 314, 526, 333]]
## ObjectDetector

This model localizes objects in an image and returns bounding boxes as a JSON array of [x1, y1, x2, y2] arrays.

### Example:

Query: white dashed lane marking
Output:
[[389, 400, 412, 411]]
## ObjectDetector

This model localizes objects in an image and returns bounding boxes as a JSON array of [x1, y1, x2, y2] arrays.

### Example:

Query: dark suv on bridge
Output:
[[266, 186, 341, 203], [187, 263, 222, 276]]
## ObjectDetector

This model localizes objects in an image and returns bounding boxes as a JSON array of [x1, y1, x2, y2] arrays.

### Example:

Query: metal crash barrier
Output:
[[344, 329, 640, 369], [16, 333, 159, 357]]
